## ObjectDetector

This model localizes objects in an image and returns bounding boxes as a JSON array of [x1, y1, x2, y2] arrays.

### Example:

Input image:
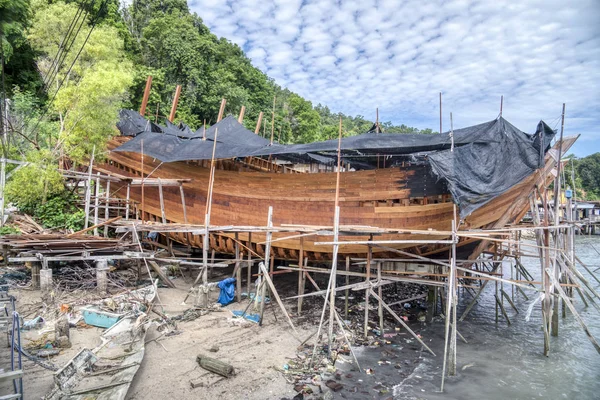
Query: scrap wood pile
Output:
[[10, 214, 46, 234]]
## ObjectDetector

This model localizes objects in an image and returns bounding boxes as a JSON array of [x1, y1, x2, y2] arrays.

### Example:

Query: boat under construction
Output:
[[93, 105, 577, 262]]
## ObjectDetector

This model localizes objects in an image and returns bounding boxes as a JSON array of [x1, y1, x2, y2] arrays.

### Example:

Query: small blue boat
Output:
[[80, 281, 157, 329]]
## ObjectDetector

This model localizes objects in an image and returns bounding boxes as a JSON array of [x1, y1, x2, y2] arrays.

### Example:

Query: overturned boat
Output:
[[97, 110, 576, 260]]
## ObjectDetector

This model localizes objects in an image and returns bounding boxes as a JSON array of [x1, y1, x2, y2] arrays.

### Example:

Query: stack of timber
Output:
[[1, 234, 127, 256]]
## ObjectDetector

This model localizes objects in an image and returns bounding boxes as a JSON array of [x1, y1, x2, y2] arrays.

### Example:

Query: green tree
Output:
[[28, 0, 134, 163]]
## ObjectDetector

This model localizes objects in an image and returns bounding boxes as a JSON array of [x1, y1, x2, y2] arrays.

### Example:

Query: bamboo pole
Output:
[[125, 183, 130, 220], [158, 178, 166, 223], [247, 232, 252, 295], [83, 146, 95, 229], [298, 237, 304, 314], [369, 290, 435, 356], [103, 180, 110, 237], [141, 140, 145, 222], [345, 256, 350, 320], [259, 206, 274, 325], [235, 232, 241, 302], [377, 261, 384, 337], [93, 173, 100, 236], [270, 96, 276, 145], [546, 268, 600, 354], [179, 183, 187, 224], [364, 239, 372, 338]]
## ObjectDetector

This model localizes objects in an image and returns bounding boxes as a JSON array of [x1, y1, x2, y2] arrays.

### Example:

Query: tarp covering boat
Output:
[[112, 110, 555, 218]]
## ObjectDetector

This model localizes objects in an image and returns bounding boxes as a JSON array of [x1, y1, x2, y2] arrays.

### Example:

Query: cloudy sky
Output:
[[188, 0, 600, 157]]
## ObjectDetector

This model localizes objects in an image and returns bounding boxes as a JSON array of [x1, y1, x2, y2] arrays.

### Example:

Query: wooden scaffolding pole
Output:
[[297, 237, 305, 314]]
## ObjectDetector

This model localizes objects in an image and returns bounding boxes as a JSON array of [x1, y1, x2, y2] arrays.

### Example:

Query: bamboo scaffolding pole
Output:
[[369, 289, 435, 356], [260, 206, 274, 325], [93, 173, 100, 236], [303, 268, 362, 371], [546, 267, 600, 354], [83, 147, 95, 229]]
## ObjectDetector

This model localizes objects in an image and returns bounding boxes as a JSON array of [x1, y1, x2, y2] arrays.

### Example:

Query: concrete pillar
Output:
[[96, 260, 109, 293], [29, 262, 41, 290], [40, 269, 52, 292]]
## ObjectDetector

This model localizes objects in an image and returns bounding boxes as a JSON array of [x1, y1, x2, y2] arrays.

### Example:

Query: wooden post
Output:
[[500, 95, 503, 117], [139, 76, 152, 116], [235, 233, 241, 302], [441, 205, 458, 391], [103, 180, 110, 237], [551, 103, 566, 338], [141, 139, 145, 222], [83, 147, 95, 229], [377, 261, 384, 337], [270, 96, 276, 145], [125, 183, 130, 220], [345, 256, 350, 320], [364, 239, 372, 338], [247, 232, 252, 295], [238, 106, 246, 123], [254, 112, 263, 134], [168, 85, 182, 122], [260, 206, 274, 326], [327, 207, 340, 354], [158, 178, 166, 223], [93, 173, 100, 236], [217, 98, 226, 122], [0, 158, 5, 227], [439, 92, 442, 134], [179, 182, 187, 224], [298, 237, 305, 314]]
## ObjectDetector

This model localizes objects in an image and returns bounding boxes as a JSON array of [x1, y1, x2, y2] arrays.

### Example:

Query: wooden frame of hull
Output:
[[99, 136, 577, 260]]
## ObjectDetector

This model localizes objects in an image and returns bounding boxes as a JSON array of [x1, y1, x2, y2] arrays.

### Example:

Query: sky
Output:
[[188, 0, 600, 157]]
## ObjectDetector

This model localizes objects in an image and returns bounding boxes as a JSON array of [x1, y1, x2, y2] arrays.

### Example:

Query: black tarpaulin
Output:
[[427, 118, 555, 218], [113, 110, 556, 217]]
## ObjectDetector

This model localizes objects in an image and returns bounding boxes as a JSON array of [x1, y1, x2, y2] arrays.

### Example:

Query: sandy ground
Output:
[[0, 279, 314, 400]]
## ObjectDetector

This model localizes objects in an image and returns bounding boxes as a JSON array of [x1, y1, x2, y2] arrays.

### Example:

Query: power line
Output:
[[43, 0, 97, 91], [26, 0, 109, 143]]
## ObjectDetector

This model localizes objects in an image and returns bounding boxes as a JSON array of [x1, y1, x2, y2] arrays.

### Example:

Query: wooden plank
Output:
[[148, 260, 176, 288]]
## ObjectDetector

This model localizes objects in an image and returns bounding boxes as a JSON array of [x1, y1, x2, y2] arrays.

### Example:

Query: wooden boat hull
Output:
[[99, 136, 576, 260]]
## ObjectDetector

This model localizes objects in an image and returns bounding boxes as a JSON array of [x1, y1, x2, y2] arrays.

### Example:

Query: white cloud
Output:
[[189, 0, 600, 156]]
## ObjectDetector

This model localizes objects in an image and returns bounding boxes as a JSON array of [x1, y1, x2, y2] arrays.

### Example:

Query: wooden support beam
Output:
[[235, 233, 241, 302], [148, 260, 176, 288], [125, 183, 131, 220], [254, 112, 263, 134], [179, 183, 187, 224], [238, 106, 246, 123], [139, 76, 152, 116], [93, 173, 100, 235], [369, 289, 436, 356], [217, 98, 226, 122], [158, 178, 167, 224], [258, 262, 300, 340], [168, 85, 182, 122], [247, 232, 252, 295], [298, 237, 304, 314]]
